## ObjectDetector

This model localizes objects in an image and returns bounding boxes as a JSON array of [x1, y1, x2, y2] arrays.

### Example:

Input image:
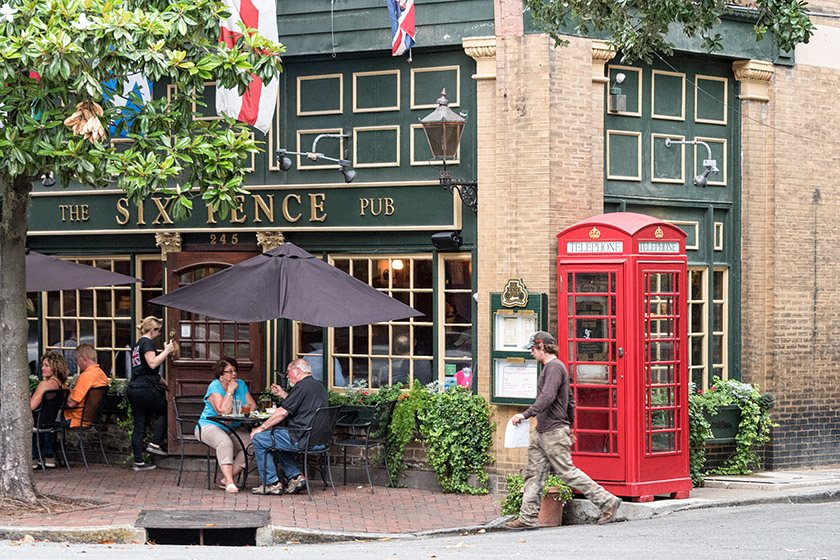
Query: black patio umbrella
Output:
[[25, 250, 140, 292], [149, 243, 423, 327]]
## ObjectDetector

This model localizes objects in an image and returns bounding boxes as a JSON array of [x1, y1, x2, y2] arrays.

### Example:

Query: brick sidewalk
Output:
[[2, 466, 501, 534]]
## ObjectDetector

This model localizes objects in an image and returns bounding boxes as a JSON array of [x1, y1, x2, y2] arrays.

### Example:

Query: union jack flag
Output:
[[387, 0, 415, 57]]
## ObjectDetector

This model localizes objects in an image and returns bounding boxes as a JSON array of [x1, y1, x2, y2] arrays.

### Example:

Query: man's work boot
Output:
[[503, 518, 538, 530], [597, 497, 622, 525]]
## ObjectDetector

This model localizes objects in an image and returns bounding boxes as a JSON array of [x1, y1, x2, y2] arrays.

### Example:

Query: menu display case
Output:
[[489, 284, 547, 406]]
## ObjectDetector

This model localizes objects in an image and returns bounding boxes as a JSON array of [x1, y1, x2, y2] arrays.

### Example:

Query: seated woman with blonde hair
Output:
[[31, 351, 70, 468], [196, 357, 257, 493]]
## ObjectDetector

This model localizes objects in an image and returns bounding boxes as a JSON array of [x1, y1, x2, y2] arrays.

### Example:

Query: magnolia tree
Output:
[[523, 0, 815, 62], [0, 0, 284, 502]]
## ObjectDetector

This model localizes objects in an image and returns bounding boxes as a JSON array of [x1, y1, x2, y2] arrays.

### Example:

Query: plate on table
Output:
[[251, 412, 271, 420]]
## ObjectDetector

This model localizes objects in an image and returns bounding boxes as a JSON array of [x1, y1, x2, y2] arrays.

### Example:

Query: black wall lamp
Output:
[[419, 90, 477, 213], [664, 138, 719, 187], [275, 131, 356, 183]]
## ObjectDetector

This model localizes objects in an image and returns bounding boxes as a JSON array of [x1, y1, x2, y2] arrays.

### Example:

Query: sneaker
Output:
[[146, 443, 168, 457], [251, 481, 283, 495], [503, 518, 538, 531], [43, 457, 56, 468], [597, 498, 622, 525], [284, 474, 307, 495], [132, 462, 157, 472], [32, 459, 41, 470]]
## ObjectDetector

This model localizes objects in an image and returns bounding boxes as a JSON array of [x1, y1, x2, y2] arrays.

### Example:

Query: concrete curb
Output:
[[0, 525, 146, 544], [268, 518, 508, 545]]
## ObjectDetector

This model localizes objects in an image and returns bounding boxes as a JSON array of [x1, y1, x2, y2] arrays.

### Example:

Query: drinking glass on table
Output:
[[241, 403, 252, 415], [232, 398, 242, 416]]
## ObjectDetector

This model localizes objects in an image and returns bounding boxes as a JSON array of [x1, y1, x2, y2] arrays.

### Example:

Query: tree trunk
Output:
[[0, 173, 37, 502]]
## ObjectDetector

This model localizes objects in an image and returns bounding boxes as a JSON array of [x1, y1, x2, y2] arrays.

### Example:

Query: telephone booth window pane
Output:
[[651, 409, 674, 428], [577, 434, 610, 453], [575, 273, 610, 292], [643, 271, 681, 456], [650, 387, 674, 406], [651, 432, 675, 453], [578, 387, 610, 406]]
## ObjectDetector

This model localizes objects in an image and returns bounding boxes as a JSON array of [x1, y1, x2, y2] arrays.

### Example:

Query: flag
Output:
[[387, 0, 415, 57], [216, 0, 279, 134], [102, 72, 153, 137]]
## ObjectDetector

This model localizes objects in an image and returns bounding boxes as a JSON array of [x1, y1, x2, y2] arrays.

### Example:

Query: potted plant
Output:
[[501, 472, 574, 527]]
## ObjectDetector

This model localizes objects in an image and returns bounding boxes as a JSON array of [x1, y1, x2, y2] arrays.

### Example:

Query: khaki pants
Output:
[[519, 425, 616, 525], [195, 424, 248, 470]]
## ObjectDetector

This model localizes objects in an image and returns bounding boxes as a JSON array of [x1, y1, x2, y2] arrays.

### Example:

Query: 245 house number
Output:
[[210, 233, 239, 245]]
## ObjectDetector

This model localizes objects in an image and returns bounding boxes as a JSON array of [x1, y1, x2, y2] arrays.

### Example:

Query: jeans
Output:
[[252, 429, 301, 485], [126, 385, 168, 463], [32, 432, 55, 459]]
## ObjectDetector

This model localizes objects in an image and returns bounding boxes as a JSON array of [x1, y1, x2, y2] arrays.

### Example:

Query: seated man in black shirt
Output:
[[250, 359, 328, 495]]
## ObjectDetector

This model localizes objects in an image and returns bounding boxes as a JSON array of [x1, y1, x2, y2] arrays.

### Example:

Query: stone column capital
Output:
[[733, 59, 774, 102], [256, 231, 285, 252], [463, 36, 497, 81], [591, 40, 617, 84], [155, 232, 181, 261]]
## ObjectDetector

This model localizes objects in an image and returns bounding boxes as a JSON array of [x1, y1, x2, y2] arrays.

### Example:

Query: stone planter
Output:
[[537, 488, 566, 527], [704, 404, 740, 443]]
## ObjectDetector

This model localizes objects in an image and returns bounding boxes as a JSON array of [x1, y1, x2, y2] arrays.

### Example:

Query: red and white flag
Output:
[[216, 0, 279, 134]]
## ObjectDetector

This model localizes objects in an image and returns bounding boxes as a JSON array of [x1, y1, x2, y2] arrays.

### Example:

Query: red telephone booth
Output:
[[557, 212, 691, 501]]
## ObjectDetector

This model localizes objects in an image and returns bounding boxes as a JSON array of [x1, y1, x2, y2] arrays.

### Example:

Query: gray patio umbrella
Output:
[[25, 250, 140, 292], [149, 243, 423, 327]]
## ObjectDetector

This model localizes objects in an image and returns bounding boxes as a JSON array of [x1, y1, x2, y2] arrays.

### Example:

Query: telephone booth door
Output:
[[559, 264, 626, 481], [637, 263, 688, 479]]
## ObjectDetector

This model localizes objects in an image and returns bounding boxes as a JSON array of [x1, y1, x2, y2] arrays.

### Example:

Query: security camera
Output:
[[431, 231, 463, 251]]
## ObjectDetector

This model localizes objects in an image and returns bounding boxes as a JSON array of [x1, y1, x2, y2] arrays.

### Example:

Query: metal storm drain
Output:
[[136, 510, 269, 546]]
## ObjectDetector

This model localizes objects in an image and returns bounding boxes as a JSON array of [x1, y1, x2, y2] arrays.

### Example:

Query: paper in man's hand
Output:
[[504, 418, 530, 448]]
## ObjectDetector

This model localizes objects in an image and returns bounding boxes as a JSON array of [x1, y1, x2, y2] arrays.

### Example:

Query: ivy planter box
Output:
[[704, 404, 740, 443]]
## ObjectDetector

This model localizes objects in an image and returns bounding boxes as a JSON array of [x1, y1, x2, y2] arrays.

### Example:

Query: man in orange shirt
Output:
[[64, 343, 109, 428]]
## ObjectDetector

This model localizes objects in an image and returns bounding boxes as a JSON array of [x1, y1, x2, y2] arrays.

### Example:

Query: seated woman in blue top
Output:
[[196, 357, 257, 493]]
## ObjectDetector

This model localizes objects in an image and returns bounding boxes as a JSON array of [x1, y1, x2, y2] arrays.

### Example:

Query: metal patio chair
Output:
[[173, 395, 217, 490], [62, 385, 109, 469], [264, 404, 342, 501], [334, 399, 397, 493], [32, 388, 71, 474]]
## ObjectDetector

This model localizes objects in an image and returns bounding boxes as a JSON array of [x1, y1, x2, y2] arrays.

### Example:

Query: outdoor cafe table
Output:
[[207, 414, 264, 490]]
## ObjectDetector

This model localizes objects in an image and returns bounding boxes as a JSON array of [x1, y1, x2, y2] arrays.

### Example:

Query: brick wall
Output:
[[477, 29, 607, 476], [740, 11, 840, 468], [478, 1, 840, 474]]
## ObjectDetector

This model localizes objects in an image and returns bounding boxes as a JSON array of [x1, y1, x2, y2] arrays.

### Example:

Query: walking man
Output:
[[505, 331, 621, 529]]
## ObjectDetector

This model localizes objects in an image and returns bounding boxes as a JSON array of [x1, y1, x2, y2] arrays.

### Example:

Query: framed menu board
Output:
[[489, 290, 548, 405]]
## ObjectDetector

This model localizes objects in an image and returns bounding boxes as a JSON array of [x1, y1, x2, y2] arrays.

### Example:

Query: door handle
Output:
[[618, 346, 624, 358]]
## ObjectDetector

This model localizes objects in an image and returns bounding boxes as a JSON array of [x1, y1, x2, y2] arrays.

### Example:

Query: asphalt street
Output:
[[2, 501, 838, 559]]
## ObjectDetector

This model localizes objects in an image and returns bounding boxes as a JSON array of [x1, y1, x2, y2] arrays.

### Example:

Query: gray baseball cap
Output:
[[524, 330, 556, 349]]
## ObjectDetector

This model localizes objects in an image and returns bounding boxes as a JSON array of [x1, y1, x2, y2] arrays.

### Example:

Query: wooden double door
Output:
[[164, 251, 265, 450]]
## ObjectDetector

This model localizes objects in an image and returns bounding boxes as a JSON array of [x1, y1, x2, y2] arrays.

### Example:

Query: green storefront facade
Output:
[[26, 1, 490, 409], [24, 0, 840, 473]]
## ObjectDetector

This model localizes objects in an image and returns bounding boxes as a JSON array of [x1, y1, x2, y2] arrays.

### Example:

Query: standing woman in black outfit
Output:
[[126, 316, 176, 471]]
